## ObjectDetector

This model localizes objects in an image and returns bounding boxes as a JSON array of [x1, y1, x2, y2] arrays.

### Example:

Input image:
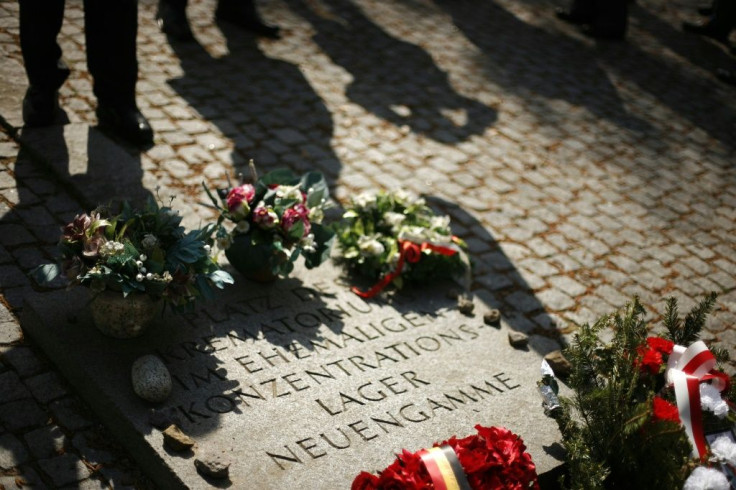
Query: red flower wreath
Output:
[[352, 425, 539, 490]]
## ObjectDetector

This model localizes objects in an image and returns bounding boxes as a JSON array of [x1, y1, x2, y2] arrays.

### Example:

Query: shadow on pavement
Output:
[[290, 0, 497, 144], [609, 4, 736, 151], [166, 20, 343, 189], [427, 196, 563, 356], [437, 0, 651, 134], [0, 123, 156, 489]]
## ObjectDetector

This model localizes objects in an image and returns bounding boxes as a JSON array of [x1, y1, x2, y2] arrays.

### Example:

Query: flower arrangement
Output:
[[33, 197, 233, 312], [352, 425, 539, 489], [539, 294, 736, 489], [335, 189, 469, 297], [203, 163, 335, 280]]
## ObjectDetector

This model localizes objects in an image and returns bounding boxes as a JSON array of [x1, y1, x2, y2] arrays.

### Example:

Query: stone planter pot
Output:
[[89, 290, 163, 339], [225, 234, 286, 283]]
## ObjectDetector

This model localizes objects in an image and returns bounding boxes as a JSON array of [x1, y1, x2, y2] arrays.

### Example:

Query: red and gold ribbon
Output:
[[351, 239, 459, 299], [418, 445, 471, 490]]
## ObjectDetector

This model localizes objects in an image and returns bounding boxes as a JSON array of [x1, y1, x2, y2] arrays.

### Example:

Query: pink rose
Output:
[[226, 184, 255, 219], [253, 206, 278, 229], [281, 207, 310, 237]]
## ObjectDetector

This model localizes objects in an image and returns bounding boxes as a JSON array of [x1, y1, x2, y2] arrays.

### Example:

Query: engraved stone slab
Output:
[[22, 262, 565, 489]]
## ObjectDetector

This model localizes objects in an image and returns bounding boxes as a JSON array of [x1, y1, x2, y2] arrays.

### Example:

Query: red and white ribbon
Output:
[[351, 238, 462, 299], [666, 341, 729, 459]]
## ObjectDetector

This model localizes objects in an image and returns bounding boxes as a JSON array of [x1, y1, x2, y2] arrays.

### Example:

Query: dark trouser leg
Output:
[[156, 0, 193, 41], [160, 0, 187, 8], [591, 0, 628, 38], [710, 0, 736, 34], [569, 0, 595, 21], [19, 0, 69, 90], [83, 0, 138, 109], [216, 0, 281, 38]]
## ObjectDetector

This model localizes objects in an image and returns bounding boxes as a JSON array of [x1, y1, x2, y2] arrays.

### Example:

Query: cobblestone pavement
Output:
[[1, 0, 735, 487]]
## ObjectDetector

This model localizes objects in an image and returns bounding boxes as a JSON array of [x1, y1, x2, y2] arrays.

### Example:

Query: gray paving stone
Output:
[[71, 431, 116, 466], [0, 223, 36, 247], [0, 345, 47, 377], [24, 425, 68, 460], [0, 399, 47, 431], [0, 320, 22, 344], [25, 371, 69, 404], [0, 432, 29, 470], [37, 453, 91, 487], [538, 288, 576, 312], [548, 275, 588, 298], [0, 465, 45, 489], [0, 370, 31, 401], [49, 398, 93, 432]]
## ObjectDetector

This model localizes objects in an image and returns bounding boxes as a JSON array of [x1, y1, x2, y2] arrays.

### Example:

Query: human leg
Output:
[[19, 0, 70, 126], [157, 0, 194, 41], [84, 0, 153, 146], [216, 0, 281, 38]]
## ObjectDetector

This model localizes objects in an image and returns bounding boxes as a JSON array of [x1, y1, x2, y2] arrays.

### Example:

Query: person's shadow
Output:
[[165, 19, 342, 188], [289, 0, 497, 144], [17, 125, 154, 212], [436, 0, 650, 134], [595, 4, 736, 151], [0, 120, 156, 488], [425, 195, 564, 357]]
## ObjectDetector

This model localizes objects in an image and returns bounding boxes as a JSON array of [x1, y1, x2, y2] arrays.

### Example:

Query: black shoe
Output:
[[156, 1, 194, 41], [555, 7, 590, 24], [22, 86, 61, 127], [96, 105, 154, 147], [682, 21, 730, 43], [215, 1, 281, 38]]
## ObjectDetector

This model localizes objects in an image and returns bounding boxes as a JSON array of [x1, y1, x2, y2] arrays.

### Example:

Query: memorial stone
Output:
[[22, 262, 565, 488]]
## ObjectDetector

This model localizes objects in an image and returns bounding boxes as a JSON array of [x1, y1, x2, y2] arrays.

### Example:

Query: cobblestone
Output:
[[24, 425, 68, 460], [0, 399, 47, 432], [37, 453, 91, 487], [0, 0, 734, 484]]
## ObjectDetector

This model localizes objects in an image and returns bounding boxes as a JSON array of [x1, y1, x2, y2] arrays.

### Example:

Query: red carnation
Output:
[[351, 472, 380, 490], [647, 337, 674, 355], [636, 337, 674, 375], [652, 396, 680, 423], [352, 426, 539, 490]]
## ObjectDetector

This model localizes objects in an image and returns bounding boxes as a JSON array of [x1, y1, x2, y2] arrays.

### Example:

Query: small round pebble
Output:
[[508, 331, 529, 348], [457, 294, 475, 315], [163, 424, 195, 452], [195, 451, 231, 479], [484, 309, 501, 326], [131, 355, 172, 403]]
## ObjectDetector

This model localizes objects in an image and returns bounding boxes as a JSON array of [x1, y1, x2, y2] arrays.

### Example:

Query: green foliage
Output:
[[552, 295, 730, 490], [663, 292, 717, 345], [202, 167, 335, 278], [31, 197, 233, 313], [334, 189, 468, 289]]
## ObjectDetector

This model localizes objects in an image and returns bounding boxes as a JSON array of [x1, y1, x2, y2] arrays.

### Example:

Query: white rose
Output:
[[430, 215, 451, 231], [358, 235, 385, 257], [308, 207, 324, 224], [353, 192, 377, 210], [276, 185, 303, 202], [383, 212, 406, 231]]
